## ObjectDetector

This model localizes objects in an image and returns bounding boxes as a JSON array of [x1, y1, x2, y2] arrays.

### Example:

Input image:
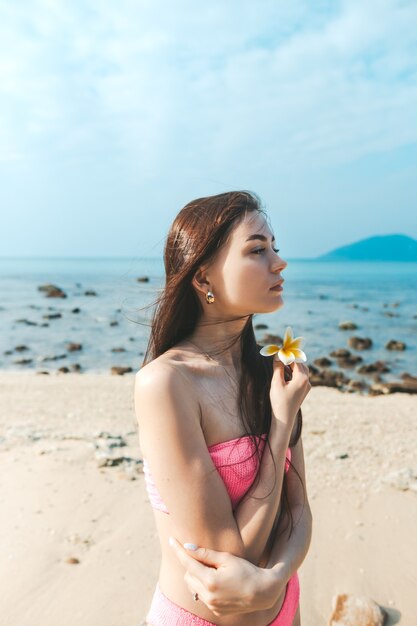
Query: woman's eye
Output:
[[252, 247, 280, 255]]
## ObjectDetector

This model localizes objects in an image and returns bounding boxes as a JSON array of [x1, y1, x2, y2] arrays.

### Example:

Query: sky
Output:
[[1, 0, 416, 259]]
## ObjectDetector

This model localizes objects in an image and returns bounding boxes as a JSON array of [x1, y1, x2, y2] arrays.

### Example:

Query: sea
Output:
[[1, 257, 416, 382]]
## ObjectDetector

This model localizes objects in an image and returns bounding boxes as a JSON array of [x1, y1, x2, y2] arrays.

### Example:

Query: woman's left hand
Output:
[[168, 536, 286, 617]]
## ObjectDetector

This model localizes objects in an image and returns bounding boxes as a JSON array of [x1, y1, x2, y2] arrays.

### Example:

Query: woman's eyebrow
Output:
[[245, 233, 275, 242]]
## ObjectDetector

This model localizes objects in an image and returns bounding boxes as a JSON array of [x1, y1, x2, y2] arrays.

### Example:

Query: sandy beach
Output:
[[1, 372, 416, 626]]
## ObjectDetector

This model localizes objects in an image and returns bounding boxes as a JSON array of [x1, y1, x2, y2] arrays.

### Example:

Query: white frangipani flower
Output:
[[260, 326, 307, 365]]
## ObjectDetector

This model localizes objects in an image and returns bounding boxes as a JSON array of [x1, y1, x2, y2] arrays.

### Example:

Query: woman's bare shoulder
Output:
[[135, 348, 200, 400], [136, 345, 206, 383], [134, 350, 203, 454]]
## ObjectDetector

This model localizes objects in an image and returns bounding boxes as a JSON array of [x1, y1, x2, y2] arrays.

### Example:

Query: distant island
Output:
[[316, 234, 417, 262]]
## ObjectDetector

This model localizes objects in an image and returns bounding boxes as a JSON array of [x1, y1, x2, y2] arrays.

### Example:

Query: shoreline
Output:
[[1, 367, 416, 397]]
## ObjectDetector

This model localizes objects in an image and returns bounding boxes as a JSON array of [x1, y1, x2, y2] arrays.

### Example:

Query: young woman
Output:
[[134, 191, 312, 625]]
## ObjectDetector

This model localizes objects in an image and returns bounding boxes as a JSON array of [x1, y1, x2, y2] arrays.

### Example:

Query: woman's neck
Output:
[[187, 315, 250, 369]]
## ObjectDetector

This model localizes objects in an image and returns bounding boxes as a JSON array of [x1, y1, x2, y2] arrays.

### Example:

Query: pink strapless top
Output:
[[143, 434, 292, 514]]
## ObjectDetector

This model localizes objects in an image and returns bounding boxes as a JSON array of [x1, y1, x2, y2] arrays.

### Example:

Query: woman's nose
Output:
[[272, 254, 287, 271]]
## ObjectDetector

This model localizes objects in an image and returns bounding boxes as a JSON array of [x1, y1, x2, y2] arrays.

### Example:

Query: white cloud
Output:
[[1, 0, 416, 172]]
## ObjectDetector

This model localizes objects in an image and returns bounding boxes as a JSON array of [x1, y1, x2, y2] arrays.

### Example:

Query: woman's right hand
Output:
[[168, 536, 286, 616], [269, 359, 311, 426]]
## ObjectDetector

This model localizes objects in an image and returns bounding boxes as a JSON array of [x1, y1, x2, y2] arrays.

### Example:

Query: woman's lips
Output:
[[270, 285, 283, 291]]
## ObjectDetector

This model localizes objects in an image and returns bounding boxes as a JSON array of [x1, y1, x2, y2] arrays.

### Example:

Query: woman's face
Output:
[[204, 211, 288, 316]]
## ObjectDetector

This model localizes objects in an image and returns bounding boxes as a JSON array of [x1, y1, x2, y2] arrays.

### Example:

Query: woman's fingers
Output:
[[170, 535, 230, 568], [272, 358, 286, 385], [168, 537, 207, 575]]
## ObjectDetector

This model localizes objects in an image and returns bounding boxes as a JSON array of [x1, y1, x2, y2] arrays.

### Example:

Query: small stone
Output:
[[385, 339, 406, 351], [339, 321, 358, 330], [326, 451, 349, 460], [329, 593, 386, 626], [337, 355, 363, 368], [348, 336, 373, 350], [313, 357, 333, 367], [357, 361, 390, 375], [38, 354, 67, 362], [382, 467, 417, 491], [309, 368, 350, 389], [65, 557, 80, 564], [260, 333, 282, 344], [38, 284, 67, 298], [66, 342, 82, 352], [370, 380, 417, 395], [95, 435, 127, 449], [401, 372, 417, 383], [111, 366, 132, 375], [346, 379, 367, 391], [330, 348, 352, 358]]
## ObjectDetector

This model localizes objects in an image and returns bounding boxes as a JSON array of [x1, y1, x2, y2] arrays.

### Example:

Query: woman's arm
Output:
[[168, 435, 312, 616], [135, 361, 294, 565]]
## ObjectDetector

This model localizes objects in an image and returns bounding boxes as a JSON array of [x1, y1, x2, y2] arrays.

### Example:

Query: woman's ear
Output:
[[192, 266, 210, 298]]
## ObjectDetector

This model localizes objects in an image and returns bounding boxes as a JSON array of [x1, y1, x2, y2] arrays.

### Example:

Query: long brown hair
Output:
[[142, 190, 305, 543]]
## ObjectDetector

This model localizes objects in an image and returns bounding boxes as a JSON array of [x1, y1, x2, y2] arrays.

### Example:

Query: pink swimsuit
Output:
[[143, 434, 300, 625]]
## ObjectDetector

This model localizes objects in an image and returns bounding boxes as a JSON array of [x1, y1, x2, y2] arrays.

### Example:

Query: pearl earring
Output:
[[205, 291, 215, 304]]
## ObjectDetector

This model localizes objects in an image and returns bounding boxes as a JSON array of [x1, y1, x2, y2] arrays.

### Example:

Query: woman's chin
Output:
[[254, 300, 284, 315]]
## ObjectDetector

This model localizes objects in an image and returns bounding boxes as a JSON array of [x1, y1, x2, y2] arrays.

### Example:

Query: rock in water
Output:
[[348, 336, 373, 350], [385, 339, 406, 351], [339, 321, 358, 330], [37, 284, 67, 298], [313, 356, 333, 367], [260, 333, 282, 344], [66, 342, 82, 352], [111, 366, 132, 375], [330, 349, 352, 358], [329, 594, 386, 625]]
